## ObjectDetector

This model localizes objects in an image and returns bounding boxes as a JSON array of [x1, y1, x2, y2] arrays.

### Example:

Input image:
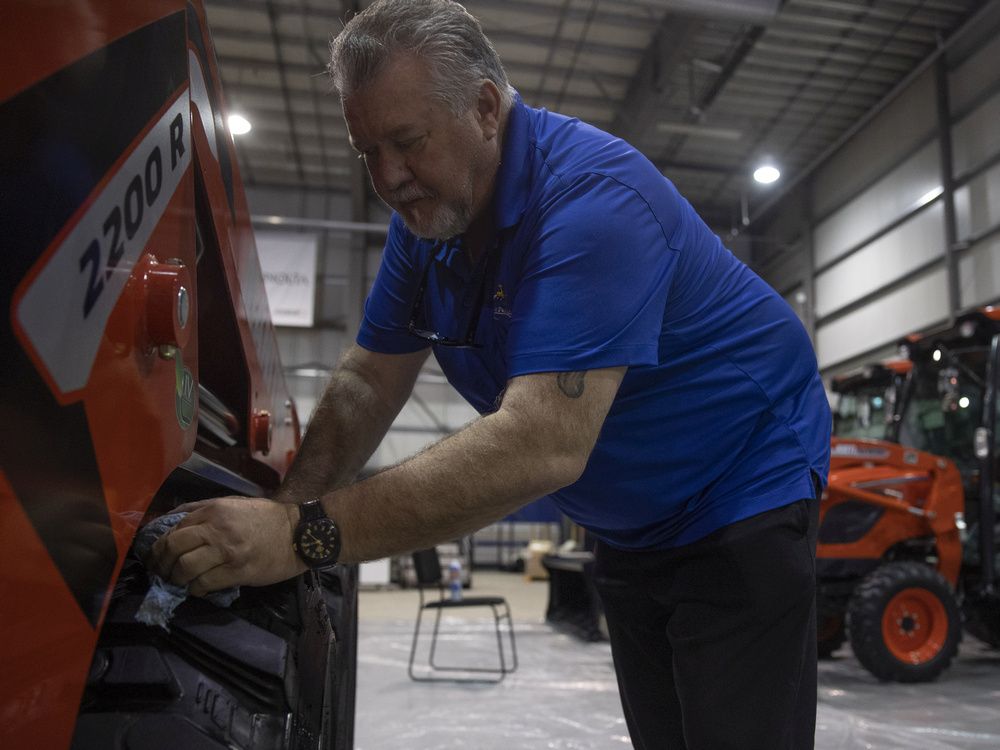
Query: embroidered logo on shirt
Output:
[[492, 284, 511, 319]]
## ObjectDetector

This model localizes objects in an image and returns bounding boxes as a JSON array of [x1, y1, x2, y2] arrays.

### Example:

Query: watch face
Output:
[[296, 518, 340, 566]]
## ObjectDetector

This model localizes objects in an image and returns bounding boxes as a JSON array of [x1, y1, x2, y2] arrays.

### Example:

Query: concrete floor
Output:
[[355, 570, 1000, 750]]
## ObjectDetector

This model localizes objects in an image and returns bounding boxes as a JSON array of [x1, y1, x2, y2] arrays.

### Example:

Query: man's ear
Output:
[[475, 80, 502, 141]]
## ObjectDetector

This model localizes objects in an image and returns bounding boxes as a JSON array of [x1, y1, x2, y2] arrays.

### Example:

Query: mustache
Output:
[[390, 185, 434, 204]]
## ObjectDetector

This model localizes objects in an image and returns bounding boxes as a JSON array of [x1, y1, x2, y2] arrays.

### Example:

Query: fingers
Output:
[[146, 496, 302, 595], [151, 523, 212, 580], [151, 524, 235, 594], [189, 565, 241, 598], [168, 543, 229, 587]]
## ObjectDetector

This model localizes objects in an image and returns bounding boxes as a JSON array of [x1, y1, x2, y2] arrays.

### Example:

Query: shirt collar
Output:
[[431, 236, 475, 281], [492, 91, 531, 232]]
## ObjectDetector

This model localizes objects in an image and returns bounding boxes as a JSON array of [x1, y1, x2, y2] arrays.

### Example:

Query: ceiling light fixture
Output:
[[228, 113, 252, 135], [656, 121, 743, 141], [753, 164, 780, 184]]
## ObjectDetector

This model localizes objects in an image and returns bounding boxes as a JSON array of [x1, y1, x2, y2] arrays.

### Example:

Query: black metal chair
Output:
[[407, 547, 518, 682]]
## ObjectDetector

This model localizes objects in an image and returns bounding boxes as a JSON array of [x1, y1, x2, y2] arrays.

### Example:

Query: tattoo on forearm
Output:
[[557, 371, 586, 398]]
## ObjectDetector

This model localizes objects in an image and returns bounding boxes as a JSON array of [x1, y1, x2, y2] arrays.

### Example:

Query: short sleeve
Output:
[[356, 214, 430, 354], [506, 175, 676, 375]]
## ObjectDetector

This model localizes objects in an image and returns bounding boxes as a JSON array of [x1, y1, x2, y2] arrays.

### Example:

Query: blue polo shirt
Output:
[[357, 94, 831, 550]]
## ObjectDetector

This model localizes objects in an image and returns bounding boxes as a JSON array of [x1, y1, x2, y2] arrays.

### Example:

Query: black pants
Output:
[[594, 498, 820, 750]]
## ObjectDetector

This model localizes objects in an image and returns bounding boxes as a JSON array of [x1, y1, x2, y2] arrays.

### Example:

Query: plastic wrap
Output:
[[355, 618, 1000, 749]]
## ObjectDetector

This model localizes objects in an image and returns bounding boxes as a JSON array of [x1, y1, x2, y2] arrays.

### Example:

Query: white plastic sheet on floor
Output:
[[355, 618, 1000, 749]]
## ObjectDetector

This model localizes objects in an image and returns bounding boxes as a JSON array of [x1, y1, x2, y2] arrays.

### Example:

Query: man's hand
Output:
[[149, 497, 307, 596]]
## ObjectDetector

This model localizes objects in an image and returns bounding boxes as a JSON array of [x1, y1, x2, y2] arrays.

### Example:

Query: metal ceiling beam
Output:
[[748, 0, 999, 226], [242, 146, 341, 164], [709, 94, 869, 122], [643, 18, 777, 168], [789, 0, 963, 27], [751, 41, 915, 70], [724, 77, 887, 101], [763, 27, 928, 57], [730, 67, 890, 96], [719, 74, 880, 105], [611, 14, 706, 145], [654, 159, 735, 175], [881, 0, 970, 14], [240, 137, 339, 157], [299, 4, 334, 185], [250, 170, 342, 185], [737, 58, 899, 84], [207, 1, 643, 60], [215, 50, 634, 87], [553, 0, 602, 111], [698, 0, 931, 217], [265, 1, 305, 183], [707, 90, 870, 115], [218, 75, 619, 123], [536, 0, 573, 102], [242, 143, 351, 166], [247, 163, 344, 180], [466, 0, 659, 31], [603, 0, 781, 23], [234, 0, 661, 31], [215, 91, 340, 121], [738, 108, 860, 129], [775, 13, 939, 44]]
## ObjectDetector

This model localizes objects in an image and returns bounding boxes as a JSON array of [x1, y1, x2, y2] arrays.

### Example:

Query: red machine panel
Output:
[[0, 4, 300, 748]]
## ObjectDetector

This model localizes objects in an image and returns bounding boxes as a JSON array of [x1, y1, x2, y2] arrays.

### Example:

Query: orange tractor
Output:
[[818, 309, 1000, 681], [1, 3, 356, 748], [829, 359, 911, 443]]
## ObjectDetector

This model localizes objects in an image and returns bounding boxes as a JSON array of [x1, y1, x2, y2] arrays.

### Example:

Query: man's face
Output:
[[342, 54, 497, 240]]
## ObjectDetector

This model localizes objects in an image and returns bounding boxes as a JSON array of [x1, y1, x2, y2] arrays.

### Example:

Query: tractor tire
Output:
[[817, 613, 847, 659], [846, 561, 961, 683]]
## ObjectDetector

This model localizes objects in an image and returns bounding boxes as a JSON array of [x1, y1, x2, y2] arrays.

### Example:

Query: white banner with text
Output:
[[256, 231, 318, 327]]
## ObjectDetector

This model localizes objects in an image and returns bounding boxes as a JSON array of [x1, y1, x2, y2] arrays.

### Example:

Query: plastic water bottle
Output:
[[448, 559, 463, 601]]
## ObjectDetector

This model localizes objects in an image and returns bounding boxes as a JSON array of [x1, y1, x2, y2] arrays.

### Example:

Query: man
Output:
[[152, 1, 831, 747]]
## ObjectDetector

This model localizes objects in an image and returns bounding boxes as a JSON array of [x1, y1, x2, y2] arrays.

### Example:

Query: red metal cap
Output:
[[144, 259, 193, 349], [252, 410, 272, 455]]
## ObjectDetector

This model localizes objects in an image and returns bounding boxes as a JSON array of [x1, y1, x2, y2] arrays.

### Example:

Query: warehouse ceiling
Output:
[[204, 0, 986, 232]]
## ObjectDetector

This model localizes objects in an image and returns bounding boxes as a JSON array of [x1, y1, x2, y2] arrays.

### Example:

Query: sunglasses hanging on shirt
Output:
[[407, 241, 497, 349]]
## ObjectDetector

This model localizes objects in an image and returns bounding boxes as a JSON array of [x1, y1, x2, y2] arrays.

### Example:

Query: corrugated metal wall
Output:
[[755, 12, 1000, 376]]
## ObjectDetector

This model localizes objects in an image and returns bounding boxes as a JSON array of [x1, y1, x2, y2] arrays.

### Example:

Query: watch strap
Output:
[[299, 499, 326, 522]]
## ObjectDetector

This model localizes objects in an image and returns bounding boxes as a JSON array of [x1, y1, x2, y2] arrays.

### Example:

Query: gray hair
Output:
[[328, 0, 515, 114]]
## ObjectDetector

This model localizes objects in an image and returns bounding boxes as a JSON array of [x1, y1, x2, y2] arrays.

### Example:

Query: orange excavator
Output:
[[1, 3, 356, 748], [818, 309, 1000, 681]]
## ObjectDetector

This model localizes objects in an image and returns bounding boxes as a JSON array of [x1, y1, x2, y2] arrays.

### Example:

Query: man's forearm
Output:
[[275, 374, 387, 502], [318, 401, 586, 563], [308, 367, 625, 563], [275, 347, 423, 502]]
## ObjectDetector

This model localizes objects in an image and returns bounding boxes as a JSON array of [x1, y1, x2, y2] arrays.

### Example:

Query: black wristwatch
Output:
[[292, 500, 341, 570]]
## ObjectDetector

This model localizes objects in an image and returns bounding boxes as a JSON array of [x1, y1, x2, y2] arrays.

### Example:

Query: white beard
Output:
[[403, 199, 473, 240]]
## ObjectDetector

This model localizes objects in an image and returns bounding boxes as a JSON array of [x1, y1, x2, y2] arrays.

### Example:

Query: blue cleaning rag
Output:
[[133, 512, 240, 630]]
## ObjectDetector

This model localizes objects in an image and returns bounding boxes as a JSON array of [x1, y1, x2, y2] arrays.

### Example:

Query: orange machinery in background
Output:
[[817, 309, 1000, 682], [1, 3, 356, 749]]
